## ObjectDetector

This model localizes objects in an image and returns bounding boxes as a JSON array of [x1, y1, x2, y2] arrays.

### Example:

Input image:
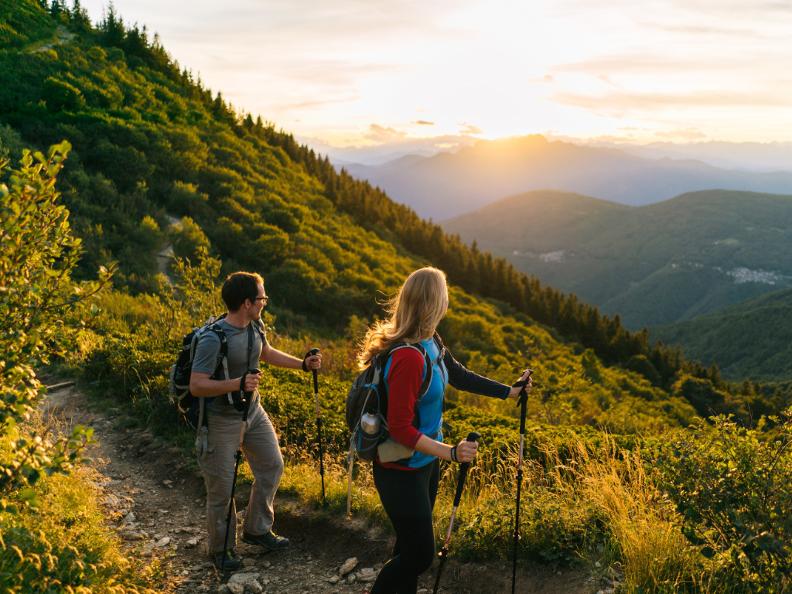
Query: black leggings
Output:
[[371, 460, 440, 594]]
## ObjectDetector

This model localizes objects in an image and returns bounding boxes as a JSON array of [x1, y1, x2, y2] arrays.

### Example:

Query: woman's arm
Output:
[[385, 349, 425, 449], [444, 348, 533, 399], [444, 349, 511, 399], [388, 347, 480, 464], [414, 434, 477, 463]]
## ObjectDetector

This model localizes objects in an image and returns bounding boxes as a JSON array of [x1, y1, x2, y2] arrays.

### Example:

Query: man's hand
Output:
[[303, 351, 322, 371], [242, 370, 261, 393]]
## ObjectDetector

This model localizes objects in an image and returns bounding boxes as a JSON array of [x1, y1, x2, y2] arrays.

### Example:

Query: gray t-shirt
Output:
[[192, 318, 267, 415]]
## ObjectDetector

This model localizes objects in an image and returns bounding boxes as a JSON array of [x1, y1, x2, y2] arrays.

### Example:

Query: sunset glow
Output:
[[81, 0, 792, 147]]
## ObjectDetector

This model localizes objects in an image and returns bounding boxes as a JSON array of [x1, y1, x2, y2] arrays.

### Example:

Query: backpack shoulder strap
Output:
[[204, 322, 228, 361], [432, 332, 446, 364], [251, 318, 266, 341], [382, 342, 433, 399]]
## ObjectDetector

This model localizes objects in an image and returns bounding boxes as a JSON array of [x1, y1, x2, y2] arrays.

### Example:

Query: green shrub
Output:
[[657, 414, 792, 592], [0, 465, 159, 593]]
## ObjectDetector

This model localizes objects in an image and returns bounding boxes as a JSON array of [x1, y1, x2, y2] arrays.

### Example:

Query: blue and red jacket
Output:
[[379, 336, 511, 470]]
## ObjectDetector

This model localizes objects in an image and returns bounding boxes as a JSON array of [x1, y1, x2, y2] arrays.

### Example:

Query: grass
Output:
[[579, 446, 713, 592], [271, 436, 723, 593], [0, 397, 167, 594], [0, 452, 164, 593]]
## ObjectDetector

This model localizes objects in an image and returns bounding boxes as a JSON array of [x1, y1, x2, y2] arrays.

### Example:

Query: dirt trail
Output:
[[45, 383, 595, 594]]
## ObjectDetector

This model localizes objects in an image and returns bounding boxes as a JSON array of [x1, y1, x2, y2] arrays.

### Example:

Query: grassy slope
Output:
[[653, 287, 792, 380], [445, 189, 792, 330]]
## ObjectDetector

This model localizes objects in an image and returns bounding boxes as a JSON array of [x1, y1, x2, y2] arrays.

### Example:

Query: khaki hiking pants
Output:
[[198, 401, 284, 554]]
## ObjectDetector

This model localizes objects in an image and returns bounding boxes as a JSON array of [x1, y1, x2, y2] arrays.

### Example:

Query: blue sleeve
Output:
[[191, 331, 222, 375], [444, 349, 510, 399]]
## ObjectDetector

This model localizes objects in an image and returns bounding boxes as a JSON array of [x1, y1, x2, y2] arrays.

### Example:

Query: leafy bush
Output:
[[0, 142, 94, 508], [0, 468, 159, 594], [657, 414, 792, 592], [0, 140, 161, 592]]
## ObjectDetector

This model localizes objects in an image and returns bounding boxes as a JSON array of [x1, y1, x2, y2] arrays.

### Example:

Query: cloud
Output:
[[413, 120, 435, 126], [654, 128, 708, 141], [459, 123, 482, 135], [644, 23, 763, 37], [270, 95, 360, 111], [552, 55, 738, 75], [554, 90, 792, 114], [364, 124, 408, 143]]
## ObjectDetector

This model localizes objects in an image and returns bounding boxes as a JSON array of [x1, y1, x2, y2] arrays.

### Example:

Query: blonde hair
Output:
[[358, 267, 448, 368]]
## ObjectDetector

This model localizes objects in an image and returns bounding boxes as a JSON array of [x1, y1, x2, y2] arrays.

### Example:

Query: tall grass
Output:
[[579, 445, 712, 592], [276, 434, 719, 592]]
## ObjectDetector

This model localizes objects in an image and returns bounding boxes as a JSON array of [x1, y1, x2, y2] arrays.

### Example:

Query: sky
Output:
[[80, 0, 792, 149]]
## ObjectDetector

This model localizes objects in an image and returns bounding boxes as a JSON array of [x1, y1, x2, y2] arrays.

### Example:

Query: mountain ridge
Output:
[[652, 287, 792, 380], [444, 188, 792, 329], [344, 135, 792, 219]]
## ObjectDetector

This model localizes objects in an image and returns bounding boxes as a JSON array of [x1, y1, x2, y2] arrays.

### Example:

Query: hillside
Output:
[[343, 134, 792, 219], [653, 288, 792, 380], [0, 0, 745, 406], [444, 189, 792, 330]]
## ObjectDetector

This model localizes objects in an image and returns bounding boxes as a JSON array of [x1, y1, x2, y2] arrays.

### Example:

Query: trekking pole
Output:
[[307, 347, 326, 505], [432, 431, 481, 594], [511, 374, 531, 593], [221, 369, 258, 572]]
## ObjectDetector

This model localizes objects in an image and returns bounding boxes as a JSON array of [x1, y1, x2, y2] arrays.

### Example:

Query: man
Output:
[[189, 271, 322, 570]]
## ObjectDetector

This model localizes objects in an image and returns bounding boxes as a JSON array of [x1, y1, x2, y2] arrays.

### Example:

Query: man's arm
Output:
[[260, 341, 322, 370], [189, 371, 258, 397], [189, 329, 259, 396]]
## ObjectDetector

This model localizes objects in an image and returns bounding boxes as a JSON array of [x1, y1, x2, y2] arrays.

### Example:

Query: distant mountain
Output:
[[303, 134, 478, 166], [444, 189, 792, 329], [603, 140, 792, 173], [652, 288, 792, 380], [343, 135, 792, 219]]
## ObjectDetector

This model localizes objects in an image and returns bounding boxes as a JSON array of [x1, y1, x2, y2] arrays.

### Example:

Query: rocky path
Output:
[[45, 383, 595, 594]]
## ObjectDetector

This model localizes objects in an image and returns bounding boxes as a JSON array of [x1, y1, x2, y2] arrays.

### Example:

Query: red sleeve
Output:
[[385, 347, 426, 449]]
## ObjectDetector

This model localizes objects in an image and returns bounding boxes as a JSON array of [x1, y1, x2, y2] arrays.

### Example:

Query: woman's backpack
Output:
[[345, 343, 433, 461], [344, 337, 445, 516]]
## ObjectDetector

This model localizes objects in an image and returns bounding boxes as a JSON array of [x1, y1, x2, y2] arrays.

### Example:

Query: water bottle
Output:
[[360, 412, 380, 435]]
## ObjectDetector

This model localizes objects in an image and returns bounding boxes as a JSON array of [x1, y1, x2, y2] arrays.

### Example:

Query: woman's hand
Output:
[[508, 368, 533, 399], [450, 438, 478, 463]]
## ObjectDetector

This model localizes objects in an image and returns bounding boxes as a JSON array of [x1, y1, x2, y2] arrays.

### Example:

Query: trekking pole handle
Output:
[[241, 369, 260, 423], [453, 432, 481, 506], [307, 348, 320, 393], [243, 368, 260, 394]]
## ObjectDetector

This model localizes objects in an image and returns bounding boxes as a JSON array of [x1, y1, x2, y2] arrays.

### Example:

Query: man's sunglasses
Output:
[[253, 296, 269, 305]]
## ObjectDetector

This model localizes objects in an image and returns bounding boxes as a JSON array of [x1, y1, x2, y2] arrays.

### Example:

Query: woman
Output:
[[358, 267, 532, 594]]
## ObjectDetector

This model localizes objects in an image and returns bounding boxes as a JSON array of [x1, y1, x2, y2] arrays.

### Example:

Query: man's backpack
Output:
[[345, 337, 445, 462], [169, 315, 230, 429]]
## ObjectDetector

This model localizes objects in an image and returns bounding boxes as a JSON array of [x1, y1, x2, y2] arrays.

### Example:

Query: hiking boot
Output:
[[212, 549, 242, 571], [242, 530, 290, 551]]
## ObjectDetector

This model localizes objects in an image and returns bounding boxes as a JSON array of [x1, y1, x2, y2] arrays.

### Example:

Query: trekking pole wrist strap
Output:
[[449, 445, 459, 463], [239, 372, 247, 394]]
